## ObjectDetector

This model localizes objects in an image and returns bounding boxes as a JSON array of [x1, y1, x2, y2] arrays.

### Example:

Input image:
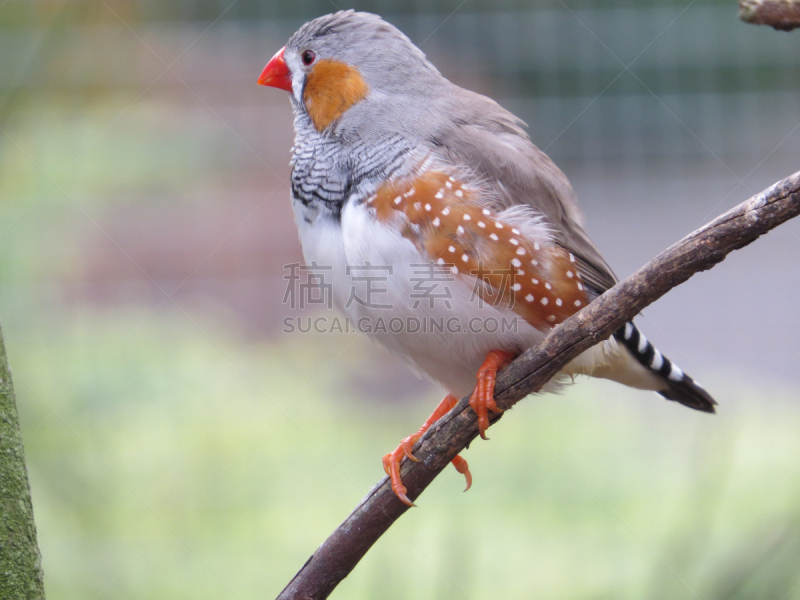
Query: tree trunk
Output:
[[0, 323, 46, 599]]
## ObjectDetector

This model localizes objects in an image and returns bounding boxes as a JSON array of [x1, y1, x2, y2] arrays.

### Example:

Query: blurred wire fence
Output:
[[4, 1, 799, 164]]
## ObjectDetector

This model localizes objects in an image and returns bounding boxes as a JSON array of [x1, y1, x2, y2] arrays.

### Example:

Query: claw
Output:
[[469, 350, 516, 440], [397, 492, 415, 507], [383, 451, 417, 507], [383, 393, 473, 505], [451, 454, 472, 491], [402, 438, 420, 462], [383, 436, 421, 507]]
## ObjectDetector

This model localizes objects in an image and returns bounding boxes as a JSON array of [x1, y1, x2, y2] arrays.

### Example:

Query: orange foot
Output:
[[469, 349, 517, 440], [383, 394, 472, 507]]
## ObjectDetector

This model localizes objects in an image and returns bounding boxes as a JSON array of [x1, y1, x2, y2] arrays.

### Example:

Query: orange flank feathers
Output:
[[367, 171, 589, 330], [303, 59, 370, 132]]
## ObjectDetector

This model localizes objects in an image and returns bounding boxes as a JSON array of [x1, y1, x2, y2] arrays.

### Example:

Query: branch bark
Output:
[[277, 171, 800, 600], [739, 0, 800, 30], [0, 323, 46, 599]]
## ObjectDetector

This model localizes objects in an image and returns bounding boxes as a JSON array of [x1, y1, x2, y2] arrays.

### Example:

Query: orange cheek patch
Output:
[[303, 59, 369, 132], [367, 171, 589, 330]]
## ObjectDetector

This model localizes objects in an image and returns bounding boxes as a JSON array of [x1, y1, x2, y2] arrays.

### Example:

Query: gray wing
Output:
[[433, 89, 618, 296]]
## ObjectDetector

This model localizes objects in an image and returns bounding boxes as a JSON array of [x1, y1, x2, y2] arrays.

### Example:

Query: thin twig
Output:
[[277, 171, 800, 600], [739, 0, 800, 30]]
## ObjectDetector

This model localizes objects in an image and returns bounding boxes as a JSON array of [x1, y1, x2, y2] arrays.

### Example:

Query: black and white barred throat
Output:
[[290, 112, 412, 219]]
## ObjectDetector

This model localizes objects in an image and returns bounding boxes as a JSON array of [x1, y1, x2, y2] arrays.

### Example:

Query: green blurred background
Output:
[[2, 0, 800, 598]]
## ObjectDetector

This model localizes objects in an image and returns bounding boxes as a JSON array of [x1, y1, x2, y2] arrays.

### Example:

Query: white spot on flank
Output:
[[435, 190, 444, 199], [577, 282, 584, 291], [442, 207, 450, 216], [624, 322, 633, 340], [437, 258, 445, 265], [517, 269, 525, 275], [394, 196, 402, 205], [414, 202, 422, 211], [650, 350, 664, 371], [463, 213, 471, 221], [531, 278, 539, 284], [525, 294, 535, 302], [531, 259, 539, 266], [451, 266, 459, 274], [404, 188, 416, 197], [545, 282, 552, 290], [566, 270, 574, 278], [574, 300, 582, 307], [433, 217, 441, 227], [449, 176, 456, 182], [489, 233, 499, 241], [569, 253, 575, 262], [461, 254, 469, 262], [534, 242, 541, 250], [512, 228, 521, 235], [446, 181, 453, 188], [425, 203, 432, 211], [457, 225, 465, 234], [455, 189, 463, 197], [448, 246, 456, 253], [495, 222, 504, 229], [541, 297, 549, 305], [668, 364, 684, 382], [478, 221, 486, 228], [555, 298, 563, 306], [511, 283, 521, 291], [482, 209, 491, 216], [509, 238, 519, 245], [547, 315, 556, 322], [511, 258, 521, 267], [516, 247, 525, 256]]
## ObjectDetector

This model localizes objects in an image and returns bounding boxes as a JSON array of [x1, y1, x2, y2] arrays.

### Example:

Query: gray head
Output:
[[288, 11, 442, 93], [259, 11, 449, 134]]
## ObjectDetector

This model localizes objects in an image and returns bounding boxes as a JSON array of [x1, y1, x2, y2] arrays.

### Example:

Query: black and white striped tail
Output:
[[614, 321, 717, 414]]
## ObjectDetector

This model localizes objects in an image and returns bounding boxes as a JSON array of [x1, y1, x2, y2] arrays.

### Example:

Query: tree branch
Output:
[[739, 0, 800, 30], [277, 171, 800, 600]]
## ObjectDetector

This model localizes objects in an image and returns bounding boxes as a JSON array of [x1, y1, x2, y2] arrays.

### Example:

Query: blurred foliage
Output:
[[6, 310, 800, 599]]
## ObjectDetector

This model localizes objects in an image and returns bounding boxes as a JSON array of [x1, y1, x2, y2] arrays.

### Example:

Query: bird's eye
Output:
[[301, 50, 316, 66]]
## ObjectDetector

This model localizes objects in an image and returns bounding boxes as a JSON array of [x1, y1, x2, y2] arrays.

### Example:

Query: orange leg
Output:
[[383, 393, 472, 507], [469, 349, 517, 440]]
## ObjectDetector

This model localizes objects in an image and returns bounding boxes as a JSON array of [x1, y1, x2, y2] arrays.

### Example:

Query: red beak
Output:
[[258, 47, 292, 91]]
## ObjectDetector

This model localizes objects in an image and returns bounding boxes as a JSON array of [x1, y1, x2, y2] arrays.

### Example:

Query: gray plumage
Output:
[[288, 10, 616, 294]]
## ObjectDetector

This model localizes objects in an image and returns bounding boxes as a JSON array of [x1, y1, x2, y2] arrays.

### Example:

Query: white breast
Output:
[[294, 199, 556, 397]]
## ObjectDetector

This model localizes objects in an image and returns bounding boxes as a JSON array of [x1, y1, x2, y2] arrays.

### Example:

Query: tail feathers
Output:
[[614, 322, 717, 414]]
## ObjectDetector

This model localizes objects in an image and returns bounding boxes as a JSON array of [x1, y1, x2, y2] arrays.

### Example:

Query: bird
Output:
[[257, 10, 716, 507]]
